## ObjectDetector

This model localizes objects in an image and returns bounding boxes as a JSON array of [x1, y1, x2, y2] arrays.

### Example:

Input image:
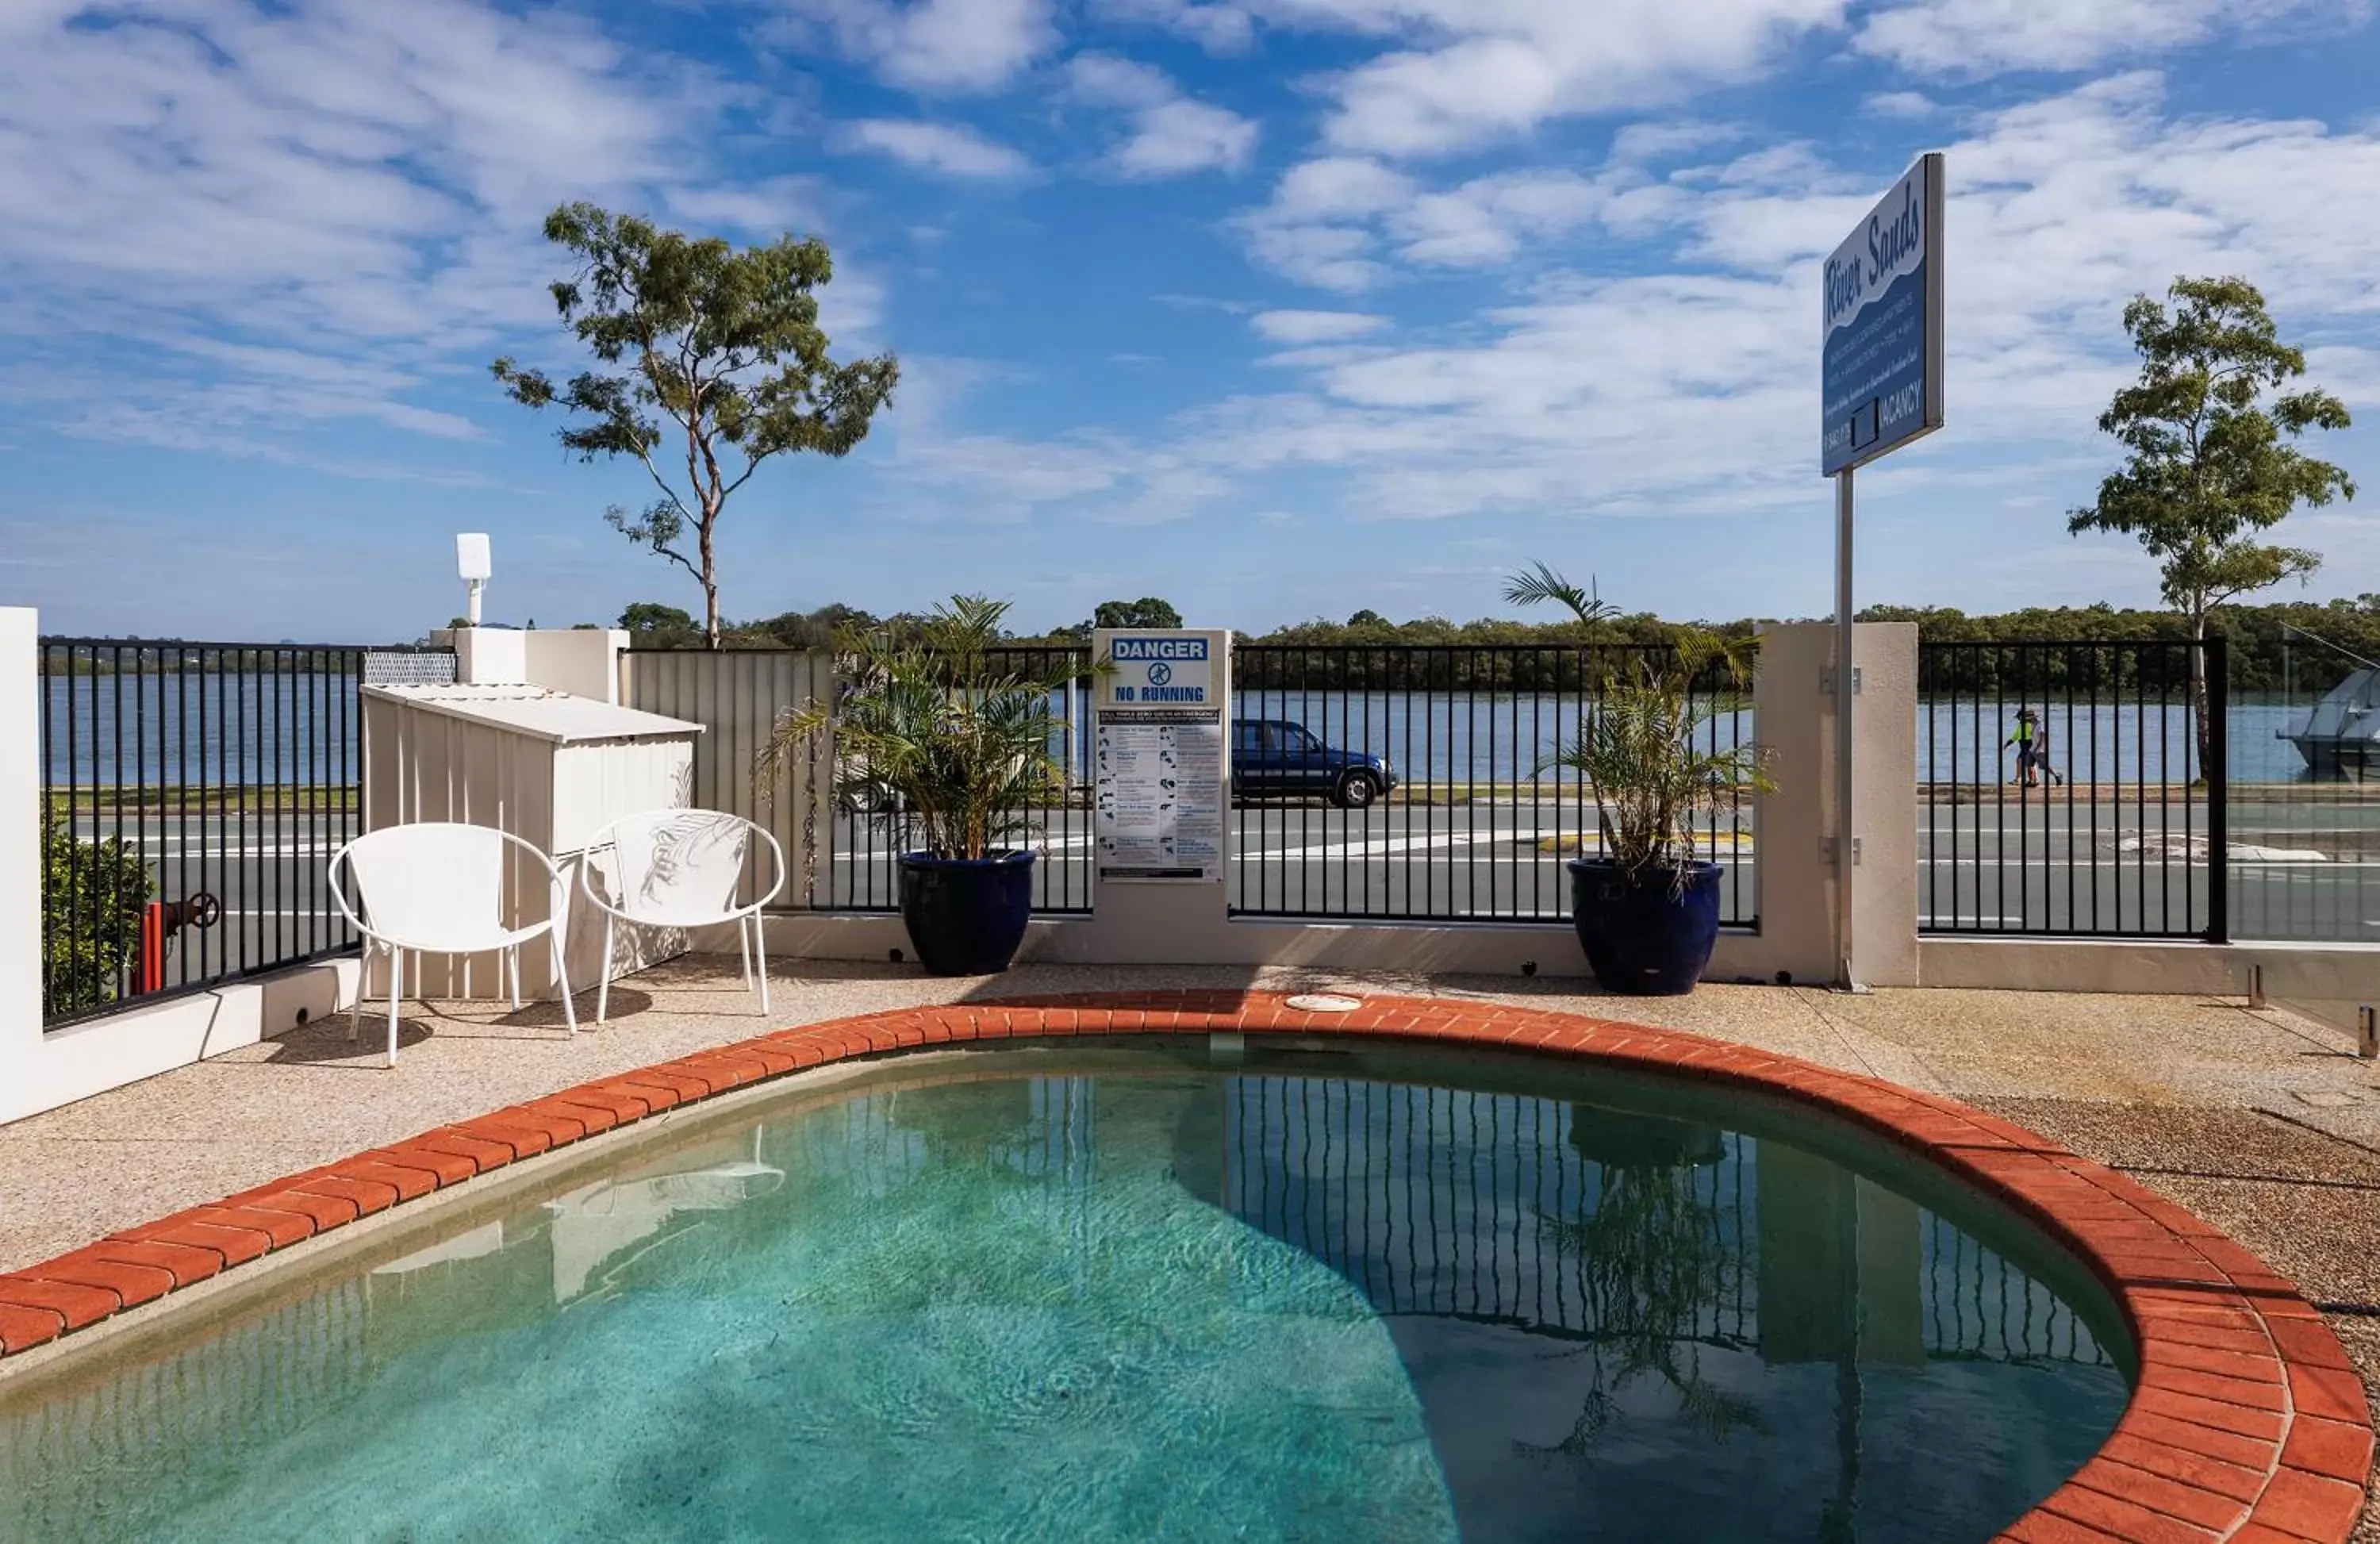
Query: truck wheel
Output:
[[1333, 771, 1379, 810]]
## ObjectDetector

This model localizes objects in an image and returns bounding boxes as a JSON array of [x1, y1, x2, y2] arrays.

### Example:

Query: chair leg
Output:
[[386, 948, 403, 1070], [752, 915, 770, 1017], [351, 943, 370, 1043], [737, 913, 752, 989], [597, 915, 615, 1026], [507, 947, 522, 1012], [551, 928, 578, 1037]]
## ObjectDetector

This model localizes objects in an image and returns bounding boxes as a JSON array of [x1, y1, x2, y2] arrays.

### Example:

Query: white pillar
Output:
[[0, 609, 43, 1108], [1750, 621, 1917, 988], [523, 628, 630, 702]]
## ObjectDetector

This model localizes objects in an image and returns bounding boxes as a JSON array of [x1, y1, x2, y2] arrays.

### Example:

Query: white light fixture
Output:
[[455, 532, 491, 626]]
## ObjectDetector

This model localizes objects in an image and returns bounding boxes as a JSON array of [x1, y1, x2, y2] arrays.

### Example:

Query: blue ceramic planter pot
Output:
[[1564, 858, 1722, 997], [898, 851, 1036, 976]]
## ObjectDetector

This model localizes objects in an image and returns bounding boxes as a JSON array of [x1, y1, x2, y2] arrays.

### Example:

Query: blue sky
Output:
[[6, 0, 2380, 641]]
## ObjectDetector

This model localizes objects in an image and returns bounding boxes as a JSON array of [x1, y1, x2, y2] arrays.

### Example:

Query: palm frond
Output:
[[1509, 570, 1775, 890], [1502, 561, 1618, 626], [755, 593, 1088, 864]]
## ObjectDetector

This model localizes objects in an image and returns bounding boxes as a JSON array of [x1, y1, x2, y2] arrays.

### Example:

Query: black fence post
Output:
[[2205, 634, 2228, 945]]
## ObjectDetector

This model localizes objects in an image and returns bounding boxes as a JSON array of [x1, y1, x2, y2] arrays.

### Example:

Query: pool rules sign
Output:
[[1092, 629, 1228, 881]]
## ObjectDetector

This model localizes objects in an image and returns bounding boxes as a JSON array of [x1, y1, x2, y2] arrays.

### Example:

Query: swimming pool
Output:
[[0, 1037, 2132, 1543]]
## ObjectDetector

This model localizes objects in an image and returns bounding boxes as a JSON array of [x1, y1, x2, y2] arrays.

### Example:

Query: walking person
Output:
[[2032, 710, 2065, 787], [2005, 708, 2040, 788]]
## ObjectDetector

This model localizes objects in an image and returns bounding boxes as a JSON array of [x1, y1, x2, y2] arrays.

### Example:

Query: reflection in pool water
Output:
[[0, 1054, 2129, 1542]]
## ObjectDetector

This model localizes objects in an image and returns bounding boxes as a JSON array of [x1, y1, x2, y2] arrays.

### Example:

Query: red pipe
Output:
[[138, 902, 165, 995]]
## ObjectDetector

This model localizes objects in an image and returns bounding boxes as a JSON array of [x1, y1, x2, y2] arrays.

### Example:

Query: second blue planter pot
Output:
[[897, 851, 1037, 976]]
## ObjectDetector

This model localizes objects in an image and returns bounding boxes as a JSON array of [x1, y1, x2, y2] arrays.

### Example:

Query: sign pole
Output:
[[1819, 148, 1940, 993], [1834, 466, 1864, 993]]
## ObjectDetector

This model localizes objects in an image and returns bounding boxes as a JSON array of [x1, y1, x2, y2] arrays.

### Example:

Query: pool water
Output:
[[0, 1046, 2130, 1542]]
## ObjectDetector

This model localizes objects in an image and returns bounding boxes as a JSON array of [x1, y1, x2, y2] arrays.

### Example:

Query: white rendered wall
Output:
[[0, 609, 363, 1127]]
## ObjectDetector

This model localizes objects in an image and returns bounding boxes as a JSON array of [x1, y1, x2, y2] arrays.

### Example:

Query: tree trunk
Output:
[[701, 517, 721, 651]]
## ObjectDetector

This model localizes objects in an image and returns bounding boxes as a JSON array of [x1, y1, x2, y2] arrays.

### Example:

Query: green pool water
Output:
[[0, 1043, 2130, 1542]]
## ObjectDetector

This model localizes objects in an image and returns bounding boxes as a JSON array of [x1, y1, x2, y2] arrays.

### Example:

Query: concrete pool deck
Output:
[[1, 964, 2374, 1537]]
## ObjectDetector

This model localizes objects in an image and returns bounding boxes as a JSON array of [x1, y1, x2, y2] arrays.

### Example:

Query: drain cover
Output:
[[1285, 993, 1363, 1013]]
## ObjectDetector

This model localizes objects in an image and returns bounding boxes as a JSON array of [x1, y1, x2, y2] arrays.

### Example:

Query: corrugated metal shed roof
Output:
[[363, 684, 703, 745]]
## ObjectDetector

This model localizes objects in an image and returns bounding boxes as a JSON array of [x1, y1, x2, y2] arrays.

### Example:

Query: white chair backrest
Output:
[[344, 823, 509, 946], [609, 809, 755, 920]]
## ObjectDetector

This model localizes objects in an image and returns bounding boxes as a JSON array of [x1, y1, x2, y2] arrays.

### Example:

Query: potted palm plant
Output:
[[757, 595, 1085, 976], [1507, 564, 1771, 995]]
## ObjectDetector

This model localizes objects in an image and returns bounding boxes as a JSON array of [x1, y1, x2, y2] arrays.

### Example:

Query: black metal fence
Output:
[[2233, 624, 2379, 946], [37, 639, 454, 1027], [814, 644, 1096, 916], [1229, 644, 1757, 926], [1917, 639, 2224, 939]]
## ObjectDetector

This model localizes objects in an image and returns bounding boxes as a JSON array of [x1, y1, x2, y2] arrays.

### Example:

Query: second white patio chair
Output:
[[328, 823, 578, 1068], [579, 809, 786, 1024]]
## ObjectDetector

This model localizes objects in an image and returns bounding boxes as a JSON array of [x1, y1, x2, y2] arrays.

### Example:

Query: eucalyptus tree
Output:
[[494, 203, 898, 648], [2070, 275, 2351, 759]]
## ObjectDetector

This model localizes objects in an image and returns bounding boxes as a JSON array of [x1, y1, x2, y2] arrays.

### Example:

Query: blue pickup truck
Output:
[[1231, 719, 1397, 808]]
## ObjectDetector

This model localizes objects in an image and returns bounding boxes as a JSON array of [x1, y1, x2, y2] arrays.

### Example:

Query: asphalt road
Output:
[[820, 798, 2378, 942], [69, 797, 2378, 1003]]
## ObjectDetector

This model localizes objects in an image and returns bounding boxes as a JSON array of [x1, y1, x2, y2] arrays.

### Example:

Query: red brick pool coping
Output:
[[0, 992, 2369, 1540]]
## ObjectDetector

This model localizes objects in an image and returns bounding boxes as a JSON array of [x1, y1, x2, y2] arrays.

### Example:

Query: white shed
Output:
[[360, 684, 703, 1001]]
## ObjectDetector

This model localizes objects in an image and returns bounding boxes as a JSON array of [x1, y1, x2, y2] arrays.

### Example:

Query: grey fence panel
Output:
[[620, 647, 1096, 916], [620, 649, 836, 910]]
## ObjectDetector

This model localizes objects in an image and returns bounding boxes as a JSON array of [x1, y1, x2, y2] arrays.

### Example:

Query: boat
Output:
[[2278, 666, 2380, 778]]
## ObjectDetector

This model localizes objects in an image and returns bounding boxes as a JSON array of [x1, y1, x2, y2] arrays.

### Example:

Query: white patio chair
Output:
[[328, 823, 577, 1067], [578, 809, 786, 1024]]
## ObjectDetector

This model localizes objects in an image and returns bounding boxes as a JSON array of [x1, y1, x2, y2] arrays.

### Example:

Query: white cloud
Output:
[[0, 1, 899, 473], [1091, 0, 1258, 52], [1235, 156, 1414, 290], [1856, 0, 2363, 77], [1081, 76, 2380, 549], [770, 0, 1058, 92], [1251, 309, 1391, 343], [1238, 156, 1656, 287], [1114, 98, 1261, 176], [1272, 156, 1419, 220], [0, 0, 734, 461], [898, 435, 1129, 510], [662, 177, 830, 236], [1609, 120, 1746, 163], [1252, 0, 1848, 158], [1242, 221, 1390, 293], [1865, 90, 1937, 119], [1065, 54, 1259, 177], [1395, 170, 1608, 265], [843, 119, 1035, 179]]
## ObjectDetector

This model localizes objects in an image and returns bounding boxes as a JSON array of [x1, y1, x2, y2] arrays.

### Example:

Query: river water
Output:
[[44, 678, 2326, 789]]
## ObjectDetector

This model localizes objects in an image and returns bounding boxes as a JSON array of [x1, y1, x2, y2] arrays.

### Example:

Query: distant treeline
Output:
[[46, 595, 2380, 695], [1861, 601, 2380, 694], [646, 596, 2379, 696]]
